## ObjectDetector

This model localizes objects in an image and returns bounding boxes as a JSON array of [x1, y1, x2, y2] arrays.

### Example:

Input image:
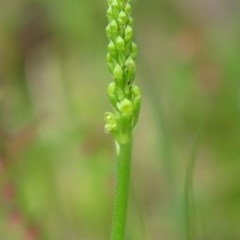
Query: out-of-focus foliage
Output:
[[1, 0, 240, 239]]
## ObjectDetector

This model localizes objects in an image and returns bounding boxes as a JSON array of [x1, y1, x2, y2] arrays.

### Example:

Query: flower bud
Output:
[[117, 98, 133, 115], [131, 84, 141, 98], [125, 57, 135, 70], [107, 7, 113, 20], [118, 53, 125, 67], [108, 41, 116, 55], [125, 3, 131, 15], [107, 82, 118, 105], [115, 87, 124, 100], [125, 25, 133, 42], [112, 0, 120, 11], [106, 52, 112, 63], [132, 95, 141, 127], [105, 25, 112, 39], [124, 57, 136, 84], [110, 19, 118, 33], [118, 11, 127, 24], [107, 82, 116, 95], [106, 53, 114, 73], [116, 36, 125, 51], [128, 17, 133, 26], [113, 64, 123, 82], [130, 42, 137, 59]]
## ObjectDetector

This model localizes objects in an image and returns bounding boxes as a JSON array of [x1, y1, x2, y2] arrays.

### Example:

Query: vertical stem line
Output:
[[111, 135, 133, 240]]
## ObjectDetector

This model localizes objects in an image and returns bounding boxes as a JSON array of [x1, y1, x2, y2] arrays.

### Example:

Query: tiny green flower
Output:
[[124, 25, 133, 42], [107, 7, 114, 20], [115, 36, 125, 51], [104, 112, 118, 134], [110, 19, 118, 33], [107, 82, 118, 106], [113, 64, 123, 83], [117, 98, 133, 116], [112, 0, 120, 11], [124, 3, 131, 15], [130, 42, 137, 59], [108, 41, 116, 55], [118, 11, 127, 24]]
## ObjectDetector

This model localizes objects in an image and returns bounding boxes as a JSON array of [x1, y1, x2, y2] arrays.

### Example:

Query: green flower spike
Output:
[[104, 0, 141, 239]]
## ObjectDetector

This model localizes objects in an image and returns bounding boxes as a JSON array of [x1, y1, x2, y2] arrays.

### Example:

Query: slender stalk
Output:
[[111, 135, 132, 240]]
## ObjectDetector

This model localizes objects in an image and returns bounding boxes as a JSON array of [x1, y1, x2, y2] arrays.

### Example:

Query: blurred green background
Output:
[[1, 0, 240, 239]]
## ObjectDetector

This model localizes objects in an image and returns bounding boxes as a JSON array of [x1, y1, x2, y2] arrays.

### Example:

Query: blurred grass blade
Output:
[[184, 121, 204, 240]]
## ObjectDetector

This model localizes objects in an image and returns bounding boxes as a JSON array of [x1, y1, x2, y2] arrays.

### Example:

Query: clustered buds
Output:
[[105, 0, 141, 143]]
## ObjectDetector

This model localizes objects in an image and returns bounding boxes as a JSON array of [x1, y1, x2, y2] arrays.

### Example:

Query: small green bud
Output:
[[130, 42, 137, 59], [105, 25, 111, 38], [115, 86, 124, 100], [107, 83, 118, 107], [107, 62, 114, 73], [106, 52, 112, 63], [125, 57, 135, 70], [124, 57, 136, 84], [118, 53, 125, 67], [125, 25, 133, 42], [113, 64, 123, 82], [125, 3, 131, 15], [110, 19, 118, 33], [115, 36, 125, 51], [132, 95, 141, 127], [107, 82, 116, 95], [108, 41, 116, 55], [118, 11, 127, 24], [128, 17, 133, 26], [107, 7, 113, 20], [112, 0, 120, 11], [117, 98, 133, 115], [106, 53, 114, 73], [131, 84, 141, 98]]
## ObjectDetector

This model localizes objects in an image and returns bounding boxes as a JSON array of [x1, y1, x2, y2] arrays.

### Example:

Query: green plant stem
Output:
[[111, 134, 133, 240]]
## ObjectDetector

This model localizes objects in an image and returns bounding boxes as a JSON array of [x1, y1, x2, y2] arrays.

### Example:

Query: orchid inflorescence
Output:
[[104, 0, 141, 144]]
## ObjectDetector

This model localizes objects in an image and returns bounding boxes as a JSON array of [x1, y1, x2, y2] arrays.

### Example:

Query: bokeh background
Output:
[[1, 0, 240, 239]]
